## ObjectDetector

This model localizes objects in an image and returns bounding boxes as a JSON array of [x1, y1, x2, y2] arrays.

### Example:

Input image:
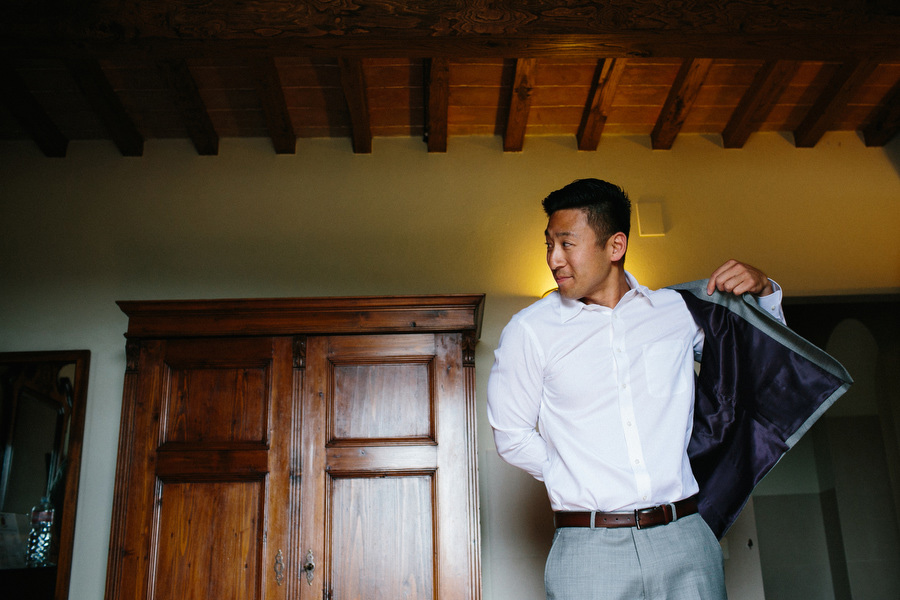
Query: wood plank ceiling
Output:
[[1, 1, 899, 157]]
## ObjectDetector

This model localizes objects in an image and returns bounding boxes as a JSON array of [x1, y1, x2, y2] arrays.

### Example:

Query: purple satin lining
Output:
[[677, 291, 845, 538]]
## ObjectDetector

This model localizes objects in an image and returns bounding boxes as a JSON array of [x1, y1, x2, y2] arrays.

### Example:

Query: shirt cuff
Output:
[[756, 279, 785, 323]]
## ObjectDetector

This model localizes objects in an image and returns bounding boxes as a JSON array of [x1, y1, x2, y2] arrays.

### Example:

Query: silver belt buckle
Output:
[[634, 506, 652, 529]]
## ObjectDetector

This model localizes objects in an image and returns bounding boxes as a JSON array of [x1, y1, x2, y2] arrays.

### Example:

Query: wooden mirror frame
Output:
[[0, 350, 90, 600]]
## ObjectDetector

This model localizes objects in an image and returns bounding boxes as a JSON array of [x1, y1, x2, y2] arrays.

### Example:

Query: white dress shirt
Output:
[[487, 272, 784, 512]]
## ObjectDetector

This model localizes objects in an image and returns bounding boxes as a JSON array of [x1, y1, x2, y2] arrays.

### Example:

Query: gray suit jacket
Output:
[[669, 280, 853, 537]]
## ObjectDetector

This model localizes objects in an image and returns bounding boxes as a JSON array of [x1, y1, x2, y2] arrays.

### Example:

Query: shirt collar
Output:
[[557, 271, 660, 323]]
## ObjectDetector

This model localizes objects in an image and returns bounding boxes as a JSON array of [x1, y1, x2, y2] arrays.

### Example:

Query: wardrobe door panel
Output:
[[329, 475, 435, 599], [332, 360, 433, 441], [154, 480, 263, 600], [302, 333, 478, 600], [163, 364, 269, 443], [107, 336, 294, 600]]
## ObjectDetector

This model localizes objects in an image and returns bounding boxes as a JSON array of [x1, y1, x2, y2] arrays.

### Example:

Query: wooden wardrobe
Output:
[[105, 295, 484, 600]]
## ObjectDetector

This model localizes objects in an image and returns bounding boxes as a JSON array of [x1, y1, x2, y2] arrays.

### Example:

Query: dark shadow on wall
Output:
[[754, 295, 900, 600], [883, 135, 900, 179]]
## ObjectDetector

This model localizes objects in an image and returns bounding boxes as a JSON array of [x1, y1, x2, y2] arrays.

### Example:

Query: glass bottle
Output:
[[24, 496, 55, 567]]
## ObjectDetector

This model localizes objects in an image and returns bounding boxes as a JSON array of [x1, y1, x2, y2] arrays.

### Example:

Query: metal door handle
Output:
[[273, 549, 285, 586], [302, 549, 315, 585]]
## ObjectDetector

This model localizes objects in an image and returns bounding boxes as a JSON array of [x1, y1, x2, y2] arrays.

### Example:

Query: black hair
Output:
[[542, 178, 631, 244]]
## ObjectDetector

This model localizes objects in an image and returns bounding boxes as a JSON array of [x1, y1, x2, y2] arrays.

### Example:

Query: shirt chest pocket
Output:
[[643, 340, 690, 397]]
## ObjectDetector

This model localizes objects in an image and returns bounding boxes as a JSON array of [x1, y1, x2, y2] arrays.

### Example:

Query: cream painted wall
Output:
[[1, 132, 898, 600]]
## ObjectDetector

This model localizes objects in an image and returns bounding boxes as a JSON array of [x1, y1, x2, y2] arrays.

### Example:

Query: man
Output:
[[486, 178, 786, 599]]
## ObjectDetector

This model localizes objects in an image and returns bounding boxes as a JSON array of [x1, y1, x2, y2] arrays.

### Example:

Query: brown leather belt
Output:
[[554, 495, 699, 530]]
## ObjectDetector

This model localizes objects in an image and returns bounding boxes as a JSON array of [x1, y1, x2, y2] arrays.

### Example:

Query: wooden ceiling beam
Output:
[[65, 58, 143, 156], [504, 58, 536, 152], [3, 2, 898, 61], [651, 58, 714, 150], [861, 79, 900, 147], [425, 58, 450, 153], [722, 60, 798, 149], [1, 60, 68, 157], [577, 58, 627, 151], [794, 59, 879, 148], [157, 59, 219, 156], [251, 58, 295, 154], [2, 3, 898, 154], [4, 35, 897, 63], [339, 57, 372, 154]]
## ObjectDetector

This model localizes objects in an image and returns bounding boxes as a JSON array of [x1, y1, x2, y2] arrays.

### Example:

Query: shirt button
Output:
[[626, 421, 632, 427], [634, 459, 641, 465]]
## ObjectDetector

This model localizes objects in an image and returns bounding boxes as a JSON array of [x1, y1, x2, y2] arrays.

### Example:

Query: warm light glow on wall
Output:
[[623, 249, 672, 290]]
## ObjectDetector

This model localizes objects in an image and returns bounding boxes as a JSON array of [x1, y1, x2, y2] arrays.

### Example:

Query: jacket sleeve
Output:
[[669, 280, 853, 538]]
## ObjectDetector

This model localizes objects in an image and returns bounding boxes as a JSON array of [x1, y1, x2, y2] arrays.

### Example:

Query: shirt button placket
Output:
[[612, 310, 650, 501]]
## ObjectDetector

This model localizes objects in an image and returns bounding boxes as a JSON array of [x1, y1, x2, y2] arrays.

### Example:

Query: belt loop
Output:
[[589, 510, 596, 530], [669, 502, 677, 523], [634, 509, 641, 530]]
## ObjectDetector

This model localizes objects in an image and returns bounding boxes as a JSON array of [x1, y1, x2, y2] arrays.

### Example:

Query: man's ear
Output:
[[608, 232, 628, 262]]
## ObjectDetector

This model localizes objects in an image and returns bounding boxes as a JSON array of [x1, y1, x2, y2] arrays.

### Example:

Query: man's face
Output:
[[545, 208, 615, 304]]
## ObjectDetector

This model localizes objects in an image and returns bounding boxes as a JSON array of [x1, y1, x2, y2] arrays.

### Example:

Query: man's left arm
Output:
[[706, 259, 785, 324]]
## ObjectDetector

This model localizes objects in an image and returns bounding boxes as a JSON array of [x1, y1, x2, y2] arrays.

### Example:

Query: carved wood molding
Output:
[[462, 331, 478, 368], [3, 2, 898, 61], [124, 339, 141, 373], [293, 336, 307, 370], [117, 295, 486, 339]]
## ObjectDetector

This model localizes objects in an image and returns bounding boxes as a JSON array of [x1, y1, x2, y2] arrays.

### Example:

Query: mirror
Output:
[[0, 351, 90, 600]]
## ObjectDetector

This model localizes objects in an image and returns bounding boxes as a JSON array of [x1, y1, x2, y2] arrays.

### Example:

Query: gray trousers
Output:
[[544, 514, 726, 600]]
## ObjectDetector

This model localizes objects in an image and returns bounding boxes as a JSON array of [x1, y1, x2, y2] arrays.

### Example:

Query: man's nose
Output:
[[547, 247, 564, 268]]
